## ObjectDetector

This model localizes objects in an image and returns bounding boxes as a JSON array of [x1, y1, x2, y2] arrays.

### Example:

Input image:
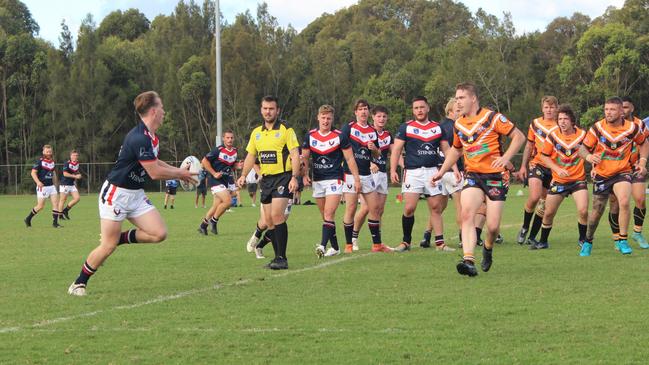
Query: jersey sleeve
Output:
[[205, 147, 220, 163], [582, 128, 598, 151], [246, 131, 258, 155], [527, 124, 535, 143], [286, 128, 300, 151], [441, 122, 453, 144], [32, 159, 40, 170], [395, 123, 408, 141], [634, 125, 646, 145], [339, 131, 351, 149], [494, 113, 515, 136]]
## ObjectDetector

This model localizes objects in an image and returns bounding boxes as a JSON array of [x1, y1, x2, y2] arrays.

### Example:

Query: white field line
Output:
[[0, 253, 372, 334], [16, 327, 412, 334]]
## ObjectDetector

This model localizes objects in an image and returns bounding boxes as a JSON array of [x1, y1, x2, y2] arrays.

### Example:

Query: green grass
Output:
[[2, 187, 649, 364]]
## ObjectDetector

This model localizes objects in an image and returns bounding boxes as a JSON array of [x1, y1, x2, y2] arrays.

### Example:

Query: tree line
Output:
[[1, 0, 648, 192]]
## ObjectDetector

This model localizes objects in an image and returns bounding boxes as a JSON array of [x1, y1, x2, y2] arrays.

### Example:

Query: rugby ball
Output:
[[180, 155, 201, 191]]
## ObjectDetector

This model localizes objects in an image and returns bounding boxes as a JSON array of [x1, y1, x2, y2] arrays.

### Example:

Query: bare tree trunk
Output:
[[1, 72, 11, 187]]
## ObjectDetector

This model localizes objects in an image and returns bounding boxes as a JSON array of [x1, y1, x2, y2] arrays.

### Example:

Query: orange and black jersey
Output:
[[541, 127, 587, 184], [527, 117, 557, 168], [452, 108, 515, 174], [629, 117, 649, 165], [583, 119, 646, 178]]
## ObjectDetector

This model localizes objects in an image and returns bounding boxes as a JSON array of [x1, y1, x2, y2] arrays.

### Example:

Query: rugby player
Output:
[[58, 149, 82, 220], [198, 131, 237, 235], [164, 179, 178, 209], [352, 105, 392, 249], [534, 104, 588, 249], [515, 96, 559, 245], [340, 99, 392, 253], [302, 105, 361, 257], [68, 91, 196, 296], [578, 97, 648, 256], [433, 82, 525, 276], [391, 96, 457, 252], [25, 144, 61, 228]]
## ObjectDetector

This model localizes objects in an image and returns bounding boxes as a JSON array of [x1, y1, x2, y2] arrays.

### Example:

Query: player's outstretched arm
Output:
[[141, 160, 195, 182]]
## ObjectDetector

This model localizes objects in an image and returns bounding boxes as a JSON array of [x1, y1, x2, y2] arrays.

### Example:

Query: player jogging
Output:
[[25, 144, 61, 228], [198, 131, 238, 235], [433, 82, 525, 276], [68, 91, 195, 296], [302, 104, 361, 257], [58, 149, 82, 220], [533, 104, 588, 249], [164, 179, 178, 209], [515, 96, 559, 246], [578, 97, 648, 256]]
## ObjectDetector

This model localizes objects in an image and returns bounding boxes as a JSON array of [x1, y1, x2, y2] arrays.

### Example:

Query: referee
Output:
[[237, 95, 300, 270]]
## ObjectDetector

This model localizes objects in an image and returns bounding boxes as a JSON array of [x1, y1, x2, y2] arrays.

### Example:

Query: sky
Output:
[[22, 0, 625, 46]]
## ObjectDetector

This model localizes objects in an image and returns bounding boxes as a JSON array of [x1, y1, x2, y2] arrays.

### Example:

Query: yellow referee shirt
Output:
[[246, 122, 300, 176]]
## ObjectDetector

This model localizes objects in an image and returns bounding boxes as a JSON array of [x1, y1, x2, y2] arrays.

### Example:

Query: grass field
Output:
[[2, 187, 649, 364]]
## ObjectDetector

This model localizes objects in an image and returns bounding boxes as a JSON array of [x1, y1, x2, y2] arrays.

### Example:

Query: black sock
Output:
[[331, 227, 340, 251], [52, 210, 60, 224], [200, 218, 209, 229], [458, 231, 462, 242], [608, 212, 620, 236], [476, 227, 483, 242], [634, 207, 646, 230], [578, 223, 587, 241], [368, 219, 382, 244], [344, 222, 353, 244], [26, 208, 37, 221], [321, 221, 332, 247], [522, 210, 534, 229], [539, 224, 552, 243], [118, 229, 138, 245], [434, 235, 444, 247], [422, 230, 431, 243], [274, 222, 288, 259], [210, 217, 218, 227], [528, 214, 543, 240], [254, 224, 264, 239], [402, 215, 415, 244], [258, 230, 272, 249], [74, 261, 97, 285], [64, 205, 72, 213]]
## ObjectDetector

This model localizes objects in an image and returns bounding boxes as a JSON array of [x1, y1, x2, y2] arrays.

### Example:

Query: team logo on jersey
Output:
[[312, 139, 318, 146], [611, 143, 617, 149], [537, 129, 543, 135], [354, 130, 360, 136], [566, 150, 572, 156], [413, 128, 420, 134], [499, 115, 508, 123], [600, 136, 607, 143], [468, 136, 474, 143], [256, 133, 261, 140], [329, 140, 336, 146], [113, 208, 121, 216], [275, 132, 280, 138]]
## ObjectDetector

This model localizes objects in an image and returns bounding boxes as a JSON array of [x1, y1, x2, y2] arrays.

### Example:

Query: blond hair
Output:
[[445, 98, 456, 116], [318, 104, 335, 115]]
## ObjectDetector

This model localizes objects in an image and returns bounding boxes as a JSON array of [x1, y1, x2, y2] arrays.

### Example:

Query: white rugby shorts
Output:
[[440, 171, 463, 195], [342, 174, 376, 194], [402, 167, 443, 196], [312, 179, 343, 198], [36, 185, 57, 199], [59, 184, 78, 194], [372, 171, 389, 195], [98, 181, 155, 221]]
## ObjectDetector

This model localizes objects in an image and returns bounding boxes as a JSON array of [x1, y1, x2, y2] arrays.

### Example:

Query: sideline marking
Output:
[[0, 253, 372, 334]]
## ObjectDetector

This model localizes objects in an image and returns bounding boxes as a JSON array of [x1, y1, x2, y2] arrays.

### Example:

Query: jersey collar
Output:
[[262, 121, 281, 131]]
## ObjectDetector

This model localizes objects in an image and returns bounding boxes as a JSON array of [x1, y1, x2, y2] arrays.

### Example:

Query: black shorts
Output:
[[297, 178, 304, 192], [527, 165, 552, 190], [247, 183, 258, 194], [592, 173, 632, 196], [196, 185, 207, 196], [463, 172, 509, 202], [631, 168, 647, 184], [260, 172, 293, 204], [548, 180, 587, 197], [166, 187, 177, 195]]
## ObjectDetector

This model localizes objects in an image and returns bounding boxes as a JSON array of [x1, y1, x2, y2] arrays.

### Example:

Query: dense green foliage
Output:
[[1, 0, 648, 192]]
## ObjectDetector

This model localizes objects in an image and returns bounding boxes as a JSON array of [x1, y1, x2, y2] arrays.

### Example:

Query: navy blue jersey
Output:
[[395, 120, 449, 169], [372, 130, 393, 173], [32, 158, 56, 186], [197, 169, 208, 189], [106, 121, 159, 189], [439, 117, 464, 171], [303, 129, 350, 181], [60, 160, 80, 185], [339, 121, 379, 176], [205, 145, 238, 187]]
